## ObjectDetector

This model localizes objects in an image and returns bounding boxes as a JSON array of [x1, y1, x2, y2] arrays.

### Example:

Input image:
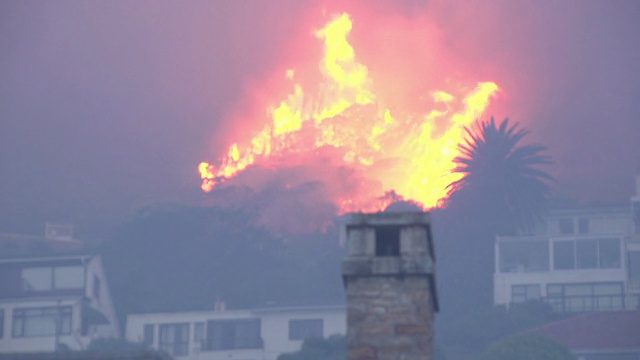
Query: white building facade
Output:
[[494, 179, 640, 312], [126, 305, 346, 360], [0, 231, 120, 353]]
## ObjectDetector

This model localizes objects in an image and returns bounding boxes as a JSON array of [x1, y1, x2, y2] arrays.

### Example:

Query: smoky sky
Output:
[[1, 0, 639, 233]]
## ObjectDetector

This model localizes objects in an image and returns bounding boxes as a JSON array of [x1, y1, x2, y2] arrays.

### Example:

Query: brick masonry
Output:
[[342, 212, 437, 360], [345, 276, 434, 360]]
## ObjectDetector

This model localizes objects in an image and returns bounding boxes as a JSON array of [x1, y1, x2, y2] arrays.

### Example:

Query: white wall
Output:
[[84, 255, 121, 339], [0, 255, 120, 353], [494, 207, 636, 309], [0, 298, 84, 352], [126, 306, 346, 360], [258, 306, 346, 360]]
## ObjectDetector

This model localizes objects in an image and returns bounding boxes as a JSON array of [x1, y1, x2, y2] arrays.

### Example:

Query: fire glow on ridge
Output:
[[199, 12, 499, 213]]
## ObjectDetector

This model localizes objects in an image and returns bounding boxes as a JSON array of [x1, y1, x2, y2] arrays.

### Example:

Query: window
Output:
[[53, 266, 84, 289], [143, 324, 154, 346], [159, 323, 189, 357], [21, 266, 84, 291], [498, 241, 549, 273], [599, 238, 621, 269], [206, 319, 261, 350], [289, 319, 323, 340], [12, 306, 72, 338], [375, 226, 400, 256], [194, 322, 205, 346], [511, 284, 541, 303], [553, 238, 621, 270], [577, 239, 598, 269], [559, 218, 574, 234], [21, 268, 52, 291], [0, 309, 4, 339], [546, 283, 624, 312], [553, 241, 575, 269], [578, 217, 589, 234]]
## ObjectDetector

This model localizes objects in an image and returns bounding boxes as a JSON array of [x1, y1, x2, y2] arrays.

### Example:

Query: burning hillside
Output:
[[199, 11, 499, 216]]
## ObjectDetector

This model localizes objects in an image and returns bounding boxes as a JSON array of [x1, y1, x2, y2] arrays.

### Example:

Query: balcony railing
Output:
[[542, 294, 640, 313]]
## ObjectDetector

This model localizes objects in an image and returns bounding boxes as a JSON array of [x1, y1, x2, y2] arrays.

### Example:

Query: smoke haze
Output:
[[1, 0, 639, 233]]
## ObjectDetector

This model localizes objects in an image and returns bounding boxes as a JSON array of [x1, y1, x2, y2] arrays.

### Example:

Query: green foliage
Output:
[[483, 333, 576, 360], [277, 334, 346, 360]]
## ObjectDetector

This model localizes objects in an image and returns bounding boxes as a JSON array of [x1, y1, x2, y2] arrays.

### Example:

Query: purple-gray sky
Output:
[[1, 0, 639, 234]]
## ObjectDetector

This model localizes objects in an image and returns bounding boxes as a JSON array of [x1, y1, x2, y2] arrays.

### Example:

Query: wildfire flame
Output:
[[199, 12, 499, 213]]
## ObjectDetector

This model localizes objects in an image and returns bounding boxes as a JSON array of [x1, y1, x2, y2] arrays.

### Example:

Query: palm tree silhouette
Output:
[[446, 117, 554, 234]]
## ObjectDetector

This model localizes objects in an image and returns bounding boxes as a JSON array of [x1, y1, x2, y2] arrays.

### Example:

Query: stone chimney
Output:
[[342, 211, 438, 360]]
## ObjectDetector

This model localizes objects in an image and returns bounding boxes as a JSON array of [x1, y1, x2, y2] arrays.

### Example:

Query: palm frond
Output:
[[447, 117, 554, 233]]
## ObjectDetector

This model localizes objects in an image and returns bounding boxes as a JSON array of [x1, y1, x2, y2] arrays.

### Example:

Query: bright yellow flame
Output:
[[198, 13, 500, 212]]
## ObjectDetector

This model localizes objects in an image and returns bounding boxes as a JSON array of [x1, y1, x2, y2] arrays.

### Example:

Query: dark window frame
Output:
[[12, 306, 72, 338], [205, 318, 262, 351], [511, 284, 541, 303], [545, 282, 624, 312]]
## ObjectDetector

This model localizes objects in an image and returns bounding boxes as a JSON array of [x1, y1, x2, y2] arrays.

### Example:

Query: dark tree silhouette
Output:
[[446, 117, 554, 234]]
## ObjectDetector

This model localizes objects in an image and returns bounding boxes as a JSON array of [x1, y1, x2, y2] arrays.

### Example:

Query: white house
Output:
[[493, 177, 640, 312], [126, 304, 346, 360], [0, 225, 120, 353]]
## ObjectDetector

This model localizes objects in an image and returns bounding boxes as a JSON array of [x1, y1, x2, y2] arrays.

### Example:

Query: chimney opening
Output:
[[375, 226, 400, 256]]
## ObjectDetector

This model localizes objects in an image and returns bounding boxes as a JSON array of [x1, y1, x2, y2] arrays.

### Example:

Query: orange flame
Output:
[[199, 12, 499, 212]]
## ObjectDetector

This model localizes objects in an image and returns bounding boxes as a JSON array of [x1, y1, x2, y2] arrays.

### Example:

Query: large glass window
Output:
[[12, 306, 72, 337], [599, 238, 622, 269], [21, 266, 84, 291], [553, 238, 621, 270], [553, 241, 575, 269], [159, 323, 189, 357], [21, 268, 52, 291], [54, 266, 84, 289], [206, 319, 261, 351], [577, 239, 598, 269], [288, 319, 324, 340], [511, 284, 541, 303], [498, 241, 549, 273]]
